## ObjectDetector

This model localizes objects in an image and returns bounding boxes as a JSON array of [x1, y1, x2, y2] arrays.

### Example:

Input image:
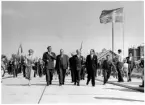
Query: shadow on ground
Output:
[[94, 97, 144, 102], [104, 87, 141, 93]]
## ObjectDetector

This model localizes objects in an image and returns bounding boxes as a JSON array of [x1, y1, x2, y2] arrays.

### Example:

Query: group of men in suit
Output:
[[42, 46, 143, 87], [42, 46, 98, 87]]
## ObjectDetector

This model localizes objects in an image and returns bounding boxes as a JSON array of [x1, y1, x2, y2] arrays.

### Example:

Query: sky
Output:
[[2, 1, 144, 58]]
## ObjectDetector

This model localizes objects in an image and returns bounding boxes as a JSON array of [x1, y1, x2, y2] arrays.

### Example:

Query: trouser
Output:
[[34, 70, 36, 77], [98, 68, 102, 76], [46, 69, 53, 84], [39, 66, 43, 77], [95, 69, 97, 78], [116, 62, 124, 82], [70, 68, 75, 82], [87, 69, 95, 86], [22, 65, 26, 77], [74, 70, 81, 84], [58, 68, 66, 84], [13, 67, 17, 77], [128, 64, 134, 81], [80, 67, 85, 80], [141, 69, 144, 86], [103, 69, 111, 84]]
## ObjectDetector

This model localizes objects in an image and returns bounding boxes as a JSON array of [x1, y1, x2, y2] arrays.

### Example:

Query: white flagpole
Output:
[[122, 8, 125, 58], [112, 11, 115, 60]]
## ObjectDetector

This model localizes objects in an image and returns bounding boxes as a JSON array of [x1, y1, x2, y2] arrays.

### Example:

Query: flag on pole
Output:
[[80, 41, 83, 51], [17, 44, 23, 55], [100, 8, 123, 24]]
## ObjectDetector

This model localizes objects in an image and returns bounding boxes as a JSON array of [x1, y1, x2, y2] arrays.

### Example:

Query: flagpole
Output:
[[112, 11, 115, 60], [112, 21, 114, 60], [122, 8, 125, 58]]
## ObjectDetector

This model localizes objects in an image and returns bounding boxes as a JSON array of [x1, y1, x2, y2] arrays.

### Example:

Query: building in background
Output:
[[97, 49, 117, 61], [128, 45, 144, 61]]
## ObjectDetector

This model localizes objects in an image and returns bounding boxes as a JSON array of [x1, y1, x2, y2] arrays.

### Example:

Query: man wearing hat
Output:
[[43, 46, 56, 86]]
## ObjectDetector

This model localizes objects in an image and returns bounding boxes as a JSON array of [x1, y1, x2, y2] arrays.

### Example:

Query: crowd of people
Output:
[[1, 46, 144, 87]]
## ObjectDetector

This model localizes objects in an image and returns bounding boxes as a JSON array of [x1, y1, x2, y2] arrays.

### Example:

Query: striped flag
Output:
[[100, 8, 123, 24]]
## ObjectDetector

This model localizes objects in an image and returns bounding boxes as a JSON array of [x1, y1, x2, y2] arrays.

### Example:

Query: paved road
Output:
[[1, 75, 144, 104]]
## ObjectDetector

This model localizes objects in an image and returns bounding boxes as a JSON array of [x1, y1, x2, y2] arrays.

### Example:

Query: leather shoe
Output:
[[47, 83, 49, 86], [86, 82, 89, 85]]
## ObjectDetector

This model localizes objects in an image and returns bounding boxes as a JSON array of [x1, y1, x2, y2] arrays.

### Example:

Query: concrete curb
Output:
[[96, 78, 144, 93]]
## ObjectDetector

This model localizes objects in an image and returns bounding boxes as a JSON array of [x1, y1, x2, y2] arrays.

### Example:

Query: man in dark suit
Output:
[[86, 49, 98, 87], [73, 49, 83, 86], [126, 52, 135, 82], [69, 53, 75, 83], [13, 59, 18, 78], [55, 49, 69, 86], [42, 46, 56, 86]]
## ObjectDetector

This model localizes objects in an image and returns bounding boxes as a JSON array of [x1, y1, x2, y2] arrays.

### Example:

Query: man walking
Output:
[[73, 49, 83, 86], [86, 49, 98, 87], [126, 53, 135, 82], [43, 46, 56, 86], [55, 49, 69, 86], [80, 57, 86, 80], [116, 49, 124, 82], [69, 53, 75, 83], [102, 55, 116, 85]]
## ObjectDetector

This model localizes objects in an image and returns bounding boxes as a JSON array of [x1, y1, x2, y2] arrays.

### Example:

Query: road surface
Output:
[[1, 74, 144, 104]]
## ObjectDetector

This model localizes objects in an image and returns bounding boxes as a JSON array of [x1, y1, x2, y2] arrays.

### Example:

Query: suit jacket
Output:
[[73, 55, 83, 71], [86, 55, 98, 72], [42, 52, 56, 70], [55, 54, 69, 70], [69, 56, 75, 69]]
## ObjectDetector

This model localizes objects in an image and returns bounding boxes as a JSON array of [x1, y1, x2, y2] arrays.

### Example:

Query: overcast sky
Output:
[[2, 1, 144, 58]]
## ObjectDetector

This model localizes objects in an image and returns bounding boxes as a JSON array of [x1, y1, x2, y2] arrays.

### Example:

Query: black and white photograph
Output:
[[1, 0, 144, 104]]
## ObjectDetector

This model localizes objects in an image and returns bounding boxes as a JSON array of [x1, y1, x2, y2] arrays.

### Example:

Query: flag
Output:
[[100, 8, 123, 24], [17, 44, 23, 55], [80, 41, 83, 51]]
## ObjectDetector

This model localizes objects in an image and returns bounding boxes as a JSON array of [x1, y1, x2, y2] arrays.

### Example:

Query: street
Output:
[[1, 74, 144, 104]]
